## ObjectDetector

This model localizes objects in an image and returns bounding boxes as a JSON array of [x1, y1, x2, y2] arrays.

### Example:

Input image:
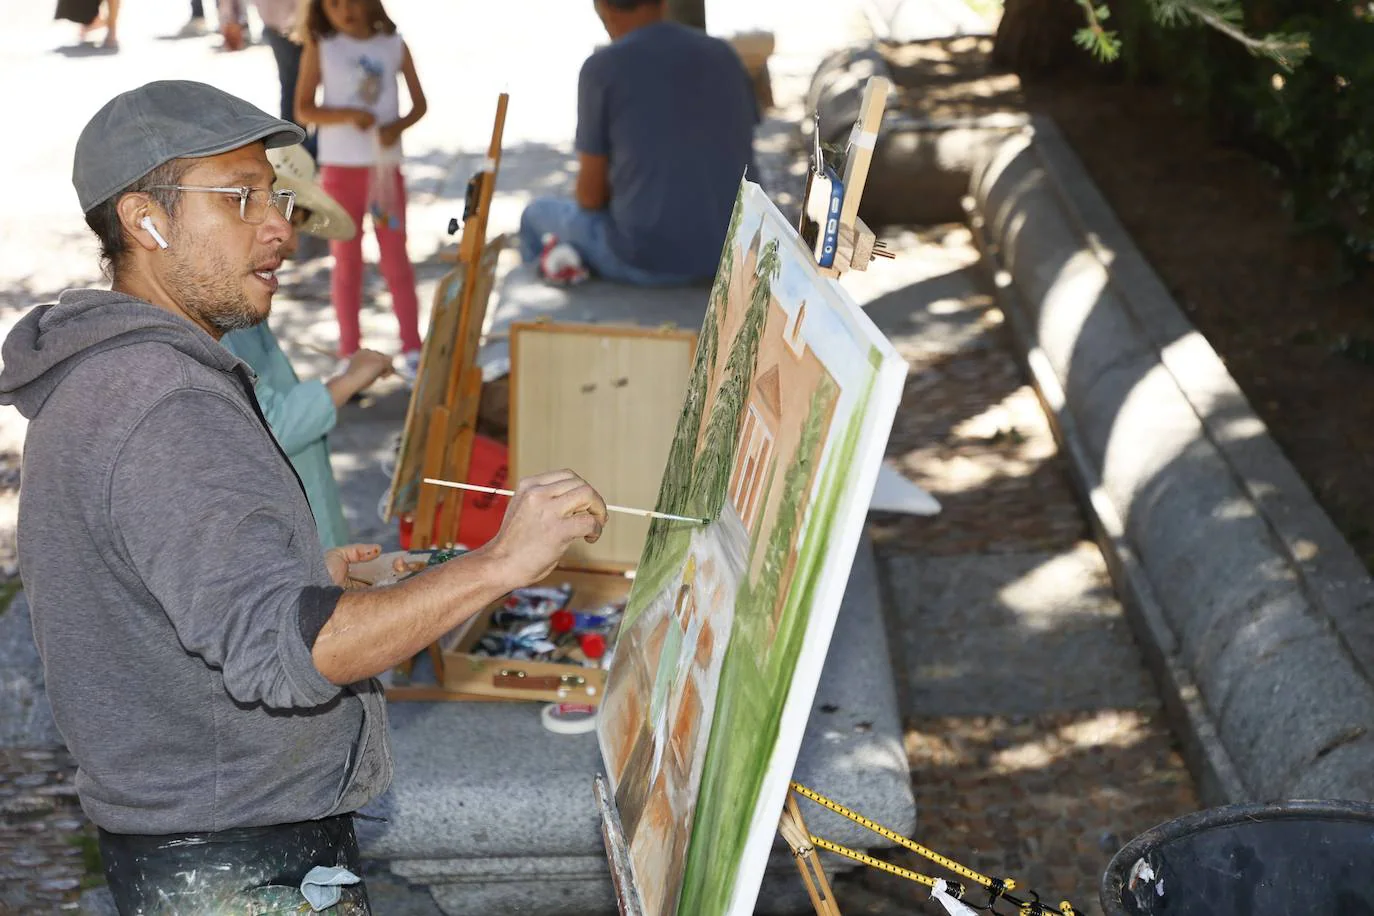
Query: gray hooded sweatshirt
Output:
[[0, 289, 391, 835]]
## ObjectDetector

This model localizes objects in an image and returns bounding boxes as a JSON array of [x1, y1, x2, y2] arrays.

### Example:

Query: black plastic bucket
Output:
[[1100, 800, 1374, 915]]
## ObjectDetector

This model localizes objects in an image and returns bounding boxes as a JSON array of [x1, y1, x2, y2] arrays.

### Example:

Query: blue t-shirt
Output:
[[576, 21, 758, 279]]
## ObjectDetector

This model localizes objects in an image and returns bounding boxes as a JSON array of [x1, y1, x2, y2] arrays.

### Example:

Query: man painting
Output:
[[0, 80, 606, 914]]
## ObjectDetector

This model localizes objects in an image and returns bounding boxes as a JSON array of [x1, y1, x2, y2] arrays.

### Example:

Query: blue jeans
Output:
[[517, 197, 698, 287]]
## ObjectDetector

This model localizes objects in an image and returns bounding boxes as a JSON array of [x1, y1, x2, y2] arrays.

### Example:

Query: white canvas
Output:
[[596, 180, 908, 915]]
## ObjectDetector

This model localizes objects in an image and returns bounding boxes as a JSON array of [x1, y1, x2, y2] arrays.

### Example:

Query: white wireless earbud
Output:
[[141, 216, 169, 250]]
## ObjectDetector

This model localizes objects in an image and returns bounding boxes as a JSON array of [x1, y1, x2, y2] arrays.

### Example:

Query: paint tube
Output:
[[549, 609, 621, 634], [491, 584, 575, 627]]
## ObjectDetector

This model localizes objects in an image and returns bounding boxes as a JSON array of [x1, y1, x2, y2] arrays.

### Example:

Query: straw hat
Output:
[[266, 143, 356, 241]]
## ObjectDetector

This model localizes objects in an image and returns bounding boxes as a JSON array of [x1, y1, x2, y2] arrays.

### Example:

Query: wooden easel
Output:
[[798, 75, 892, 279], [778, 789, 843, 915], [385, 92, 509, 551], [383, 94, 508, 697]]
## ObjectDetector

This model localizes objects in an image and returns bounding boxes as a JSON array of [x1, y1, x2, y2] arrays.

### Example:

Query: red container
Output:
[[398, 434, 509, 550]]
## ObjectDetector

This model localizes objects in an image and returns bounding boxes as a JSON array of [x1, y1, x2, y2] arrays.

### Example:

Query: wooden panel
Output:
[[438, 654, 606, 704], [387, 266, 466, 519], [510, 323, 696, 570], [434, 365, 485, 544], [411, 405, 451, 549], [385, 237, 505, 528]]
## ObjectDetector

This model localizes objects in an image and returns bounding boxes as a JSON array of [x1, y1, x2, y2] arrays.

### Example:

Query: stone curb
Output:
[[966, 119, 1374, 804], [806, 38, 1374, 805]]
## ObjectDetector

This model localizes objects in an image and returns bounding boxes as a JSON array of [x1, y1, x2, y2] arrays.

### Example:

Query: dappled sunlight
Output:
[[1037, 250, 1109, 371], [1210, 411, 1267, 445], [863, 711, 1196, 912], [859, 236, 1086, 554], [880, 36, 1020, 122], [985, 709, 1162, 773], [1213, 498, 1258, 521], [1101, 364, 1188, 490], [994, 547, 1124, 630], [820, 736, 911, 775], [895, 383, 1056, 497], [1056, 710, 1153, 750]]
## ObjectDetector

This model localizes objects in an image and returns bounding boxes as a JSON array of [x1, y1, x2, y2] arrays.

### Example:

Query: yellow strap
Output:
[[808, 835, 941, 889], [789, 781, 1014, 893]]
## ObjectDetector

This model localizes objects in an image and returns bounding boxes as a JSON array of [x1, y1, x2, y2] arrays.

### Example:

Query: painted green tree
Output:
[[709, 191, 746, 317], [690, 237, 781, 519], [640, 194, 746, 565], [745, 377, 836, 635], [642, 308, 718, 564]]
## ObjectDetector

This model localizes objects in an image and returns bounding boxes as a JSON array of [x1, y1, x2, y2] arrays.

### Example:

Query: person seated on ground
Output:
[[517, 0, 758, 287], [222, 143, 393, 549]]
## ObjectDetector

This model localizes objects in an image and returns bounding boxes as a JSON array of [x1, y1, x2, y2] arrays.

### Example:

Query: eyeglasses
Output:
[[148, 185, 296, 224]]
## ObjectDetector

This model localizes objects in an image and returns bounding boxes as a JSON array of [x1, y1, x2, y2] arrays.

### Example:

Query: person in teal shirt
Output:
[[223, 144, 395, 548]]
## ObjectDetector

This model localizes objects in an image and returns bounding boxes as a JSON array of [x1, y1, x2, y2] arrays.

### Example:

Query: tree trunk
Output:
[[991, 0, 1090, 77], [665, 0, 705, 30]]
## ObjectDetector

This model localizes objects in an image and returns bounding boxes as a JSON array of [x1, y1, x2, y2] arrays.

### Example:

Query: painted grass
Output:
[[622, 525, 693, 630], [676, 363, 877, 915]]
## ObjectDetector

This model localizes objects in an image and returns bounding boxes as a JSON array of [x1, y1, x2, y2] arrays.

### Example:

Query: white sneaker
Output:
[[397, 350, 421, 385], [176, 16, 207, 37]]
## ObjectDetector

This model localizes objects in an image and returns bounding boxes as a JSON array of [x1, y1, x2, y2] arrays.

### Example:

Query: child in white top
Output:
[[296, 0, 428, 380]]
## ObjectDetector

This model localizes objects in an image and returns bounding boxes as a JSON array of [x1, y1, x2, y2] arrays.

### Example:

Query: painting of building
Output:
[[596, 180, 907, 915]]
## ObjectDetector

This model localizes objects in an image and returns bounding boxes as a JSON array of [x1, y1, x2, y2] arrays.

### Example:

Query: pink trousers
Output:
[[319, 164, 423, 356]]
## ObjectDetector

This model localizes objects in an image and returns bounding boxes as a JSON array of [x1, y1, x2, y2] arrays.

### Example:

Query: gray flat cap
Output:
[[73, 80, 306, 213]]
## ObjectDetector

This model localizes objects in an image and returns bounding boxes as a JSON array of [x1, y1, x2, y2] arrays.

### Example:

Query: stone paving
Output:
[[0, 748, 89, 914], [0, 1, 1205, 914]]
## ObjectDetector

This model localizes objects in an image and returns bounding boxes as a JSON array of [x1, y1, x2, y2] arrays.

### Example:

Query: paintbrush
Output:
[[422, 478, 709, 524], [296, 341, 340, 360]]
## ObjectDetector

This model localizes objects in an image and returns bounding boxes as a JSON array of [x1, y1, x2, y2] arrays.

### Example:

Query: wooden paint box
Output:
[[387, 321, 698, 704]]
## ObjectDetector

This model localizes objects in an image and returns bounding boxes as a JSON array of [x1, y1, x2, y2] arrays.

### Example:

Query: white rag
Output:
[[300, 865, 362, 912], [930, 879, 981, 916]]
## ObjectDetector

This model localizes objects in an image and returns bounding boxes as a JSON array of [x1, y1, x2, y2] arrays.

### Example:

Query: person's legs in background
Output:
[[517, 197, 583, 263], [101, 0, 120, 48], [320, 166, 371, 359], [517, 197, 697, 287], [76, 1, 107, 44], [372, 168, 423, 376], [263, 26, 318, 160], [174, 0, 210, 36], [218, 0, 251, 50]]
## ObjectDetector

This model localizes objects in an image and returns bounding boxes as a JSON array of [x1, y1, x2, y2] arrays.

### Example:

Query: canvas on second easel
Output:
[[596, 180, 907, 915]]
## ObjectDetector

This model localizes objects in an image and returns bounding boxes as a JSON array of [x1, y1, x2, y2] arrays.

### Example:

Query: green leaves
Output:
[[1074, 1, 1122, 62], [1076, 0, 1310, 69]]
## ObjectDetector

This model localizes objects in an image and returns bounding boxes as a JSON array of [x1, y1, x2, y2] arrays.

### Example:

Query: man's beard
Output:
[[164, 236, 270, 333]]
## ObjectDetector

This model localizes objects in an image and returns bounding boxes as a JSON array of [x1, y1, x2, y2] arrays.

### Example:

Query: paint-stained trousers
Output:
[[98, 813, 371, 914]]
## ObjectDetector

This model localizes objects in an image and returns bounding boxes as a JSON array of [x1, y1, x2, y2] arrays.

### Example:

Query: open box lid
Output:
[[509, 321, 698, 572]]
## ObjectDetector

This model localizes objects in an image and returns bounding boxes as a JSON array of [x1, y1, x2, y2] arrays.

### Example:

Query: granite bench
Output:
[[358, 536, 914, 915]]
